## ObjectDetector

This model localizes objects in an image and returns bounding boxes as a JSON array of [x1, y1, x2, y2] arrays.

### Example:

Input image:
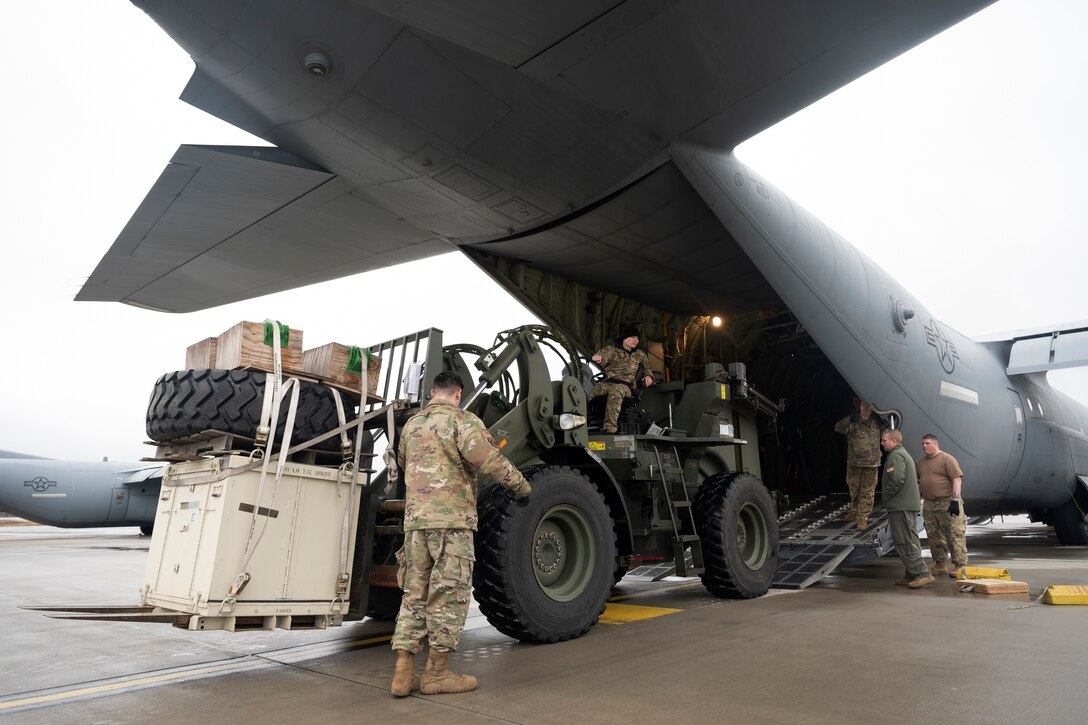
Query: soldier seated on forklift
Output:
[[588, 324, 656, 434]]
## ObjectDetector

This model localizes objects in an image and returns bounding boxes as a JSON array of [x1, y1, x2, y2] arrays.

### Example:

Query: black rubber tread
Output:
[[694, 471, 779, 599], [365, 585, 404, 621], [1052, 497, 1088, 545], [473, 466, 617, 644], [146, 369, 355, 452]]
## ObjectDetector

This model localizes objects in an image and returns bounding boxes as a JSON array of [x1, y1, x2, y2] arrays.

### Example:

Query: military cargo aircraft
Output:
[[77, 1, 1088, 545], [0, 450, 162, 534]]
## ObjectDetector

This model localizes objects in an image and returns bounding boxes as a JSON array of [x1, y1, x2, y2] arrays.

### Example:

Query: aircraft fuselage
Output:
[[672, 146, 1088, 519], [0, 454, 161, 528]]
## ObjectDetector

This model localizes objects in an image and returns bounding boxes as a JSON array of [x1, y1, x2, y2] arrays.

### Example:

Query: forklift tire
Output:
[[365, 586, 404, 621], [1052, 498, 1088, 545], [694, 472, 778, 599], [146, 369, 354, 452], [474, 466, 616, 643]]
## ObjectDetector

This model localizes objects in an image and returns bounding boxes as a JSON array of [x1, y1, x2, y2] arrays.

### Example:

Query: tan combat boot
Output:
[[843, 511, 857, 523], [856, 518, 868, 530], [390, 650, 420, 697], [931, 560, 950, 575], [907, 574, 935, 588], [895, 577, 912, 586], [420, 649, 478, 694]]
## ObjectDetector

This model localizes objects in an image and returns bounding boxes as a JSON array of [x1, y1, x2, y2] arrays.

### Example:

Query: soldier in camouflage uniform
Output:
[[833, 400, 884, 529], [917, 433, 967, 578], [589, 324, 655, 433], [390, 371, 532, 697]]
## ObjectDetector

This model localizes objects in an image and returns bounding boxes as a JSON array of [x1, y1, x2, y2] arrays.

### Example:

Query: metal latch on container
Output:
[[229, 572, 251, 597]]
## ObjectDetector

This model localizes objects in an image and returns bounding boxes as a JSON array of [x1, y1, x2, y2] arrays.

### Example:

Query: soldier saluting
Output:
[[834, 399, 884, 529], [390, 371, 531, 697], [589, 324, 655, 434]]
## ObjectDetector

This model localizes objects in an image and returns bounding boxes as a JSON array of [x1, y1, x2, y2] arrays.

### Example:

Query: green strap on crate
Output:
[[346, 346, 372, 376], [262, 320, 290, 348]]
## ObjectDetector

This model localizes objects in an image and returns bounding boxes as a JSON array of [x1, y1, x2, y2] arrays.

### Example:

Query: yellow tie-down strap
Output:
[[1042, 585, 1088, 605], [956, 566, 1010, 581]]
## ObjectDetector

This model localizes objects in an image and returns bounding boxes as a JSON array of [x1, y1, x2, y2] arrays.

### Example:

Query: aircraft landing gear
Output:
[[1052, 497, 1088, 545]]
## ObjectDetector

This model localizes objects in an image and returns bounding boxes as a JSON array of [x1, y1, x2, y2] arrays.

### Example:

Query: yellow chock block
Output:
[[957, 566, 1010, 581], [1042, 586, 1088, 605], [598, 603, 682, 625]]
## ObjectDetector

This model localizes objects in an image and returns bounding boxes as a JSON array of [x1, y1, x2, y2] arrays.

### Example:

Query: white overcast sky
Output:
[[1, 0, 1085, 461]]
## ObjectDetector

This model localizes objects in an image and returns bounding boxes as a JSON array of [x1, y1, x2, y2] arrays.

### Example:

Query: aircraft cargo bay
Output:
[[4, 518, 1087, 724]]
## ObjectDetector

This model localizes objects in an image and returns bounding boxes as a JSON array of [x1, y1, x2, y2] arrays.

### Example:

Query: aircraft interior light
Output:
[[711, 316, 723, 327]]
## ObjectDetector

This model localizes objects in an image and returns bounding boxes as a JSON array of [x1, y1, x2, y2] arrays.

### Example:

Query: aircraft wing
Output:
[[975, 320, 1088, 375], [80, 1, 993, 313], [76, 145, 451, 312], [120, 465, 166, 484]]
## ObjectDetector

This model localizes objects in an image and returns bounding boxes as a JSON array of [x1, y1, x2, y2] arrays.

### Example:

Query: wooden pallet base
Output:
[[143, 430, 350, 466], [956, 578, 1028, 594]]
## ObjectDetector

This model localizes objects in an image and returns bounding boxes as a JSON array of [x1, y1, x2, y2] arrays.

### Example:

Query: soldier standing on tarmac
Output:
[[833, 399, 884, 529], [390, 371, 532, 697], [880, 429, 934, 589], [917, 433, 968, 578], [589, 324, 655, 434]]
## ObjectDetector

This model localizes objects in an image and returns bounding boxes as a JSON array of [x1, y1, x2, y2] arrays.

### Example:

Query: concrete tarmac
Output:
[[2, 517, 1087, 724]]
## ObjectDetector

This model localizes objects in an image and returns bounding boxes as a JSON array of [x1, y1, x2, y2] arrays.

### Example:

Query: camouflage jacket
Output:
[[594, 343, 648, 386], [833, 413, 883, 467], [397, 399, 531, 531]]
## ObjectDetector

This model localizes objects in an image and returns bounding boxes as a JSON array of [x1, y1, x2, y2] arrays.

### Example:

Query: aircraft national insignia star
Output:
[[24, 476, 57, 492], [924, 319, 959, 374]]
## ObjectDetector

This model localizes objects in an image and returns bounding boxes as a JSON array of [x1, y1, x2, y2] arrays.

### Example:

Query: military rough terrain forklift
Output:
[[351, 325, 779, 643]]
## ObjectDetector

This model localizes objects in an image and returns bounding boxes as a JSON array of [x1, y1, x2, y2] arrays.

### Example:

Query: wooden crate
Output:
[[301, 342, 381, 397], [184, 337, 218, 369], [216, 321, 303, 371], [958, 578, 1028, 595]]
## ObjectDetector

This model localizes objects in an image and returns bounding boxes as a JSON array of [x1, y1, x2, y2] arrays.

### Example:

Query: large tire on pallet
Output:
[[146, 369, 354, 452], [694, 472, 778, 599], [1052, 497, 1088, 545], [474, 466, 617, 643]]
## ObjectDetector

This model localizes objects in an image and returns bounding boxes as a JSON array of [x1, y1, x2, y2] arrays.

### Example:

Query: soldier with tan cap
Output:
[[390, 371, 532, 697], [834, 398, 884, 529]]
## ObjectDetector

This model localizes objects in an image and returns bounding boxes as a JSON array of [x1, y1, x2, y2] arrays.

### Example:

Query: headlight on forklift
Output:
[[557, 413, 587, 430]]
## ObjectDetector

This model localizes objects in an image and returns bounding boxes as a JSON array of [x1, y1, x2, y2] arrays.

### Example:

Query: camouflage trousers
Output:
[[589, 382, 631, 433], [845, 465, 879, 522], [922, 497, 968, 567], [391, 528, 475, 655]]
